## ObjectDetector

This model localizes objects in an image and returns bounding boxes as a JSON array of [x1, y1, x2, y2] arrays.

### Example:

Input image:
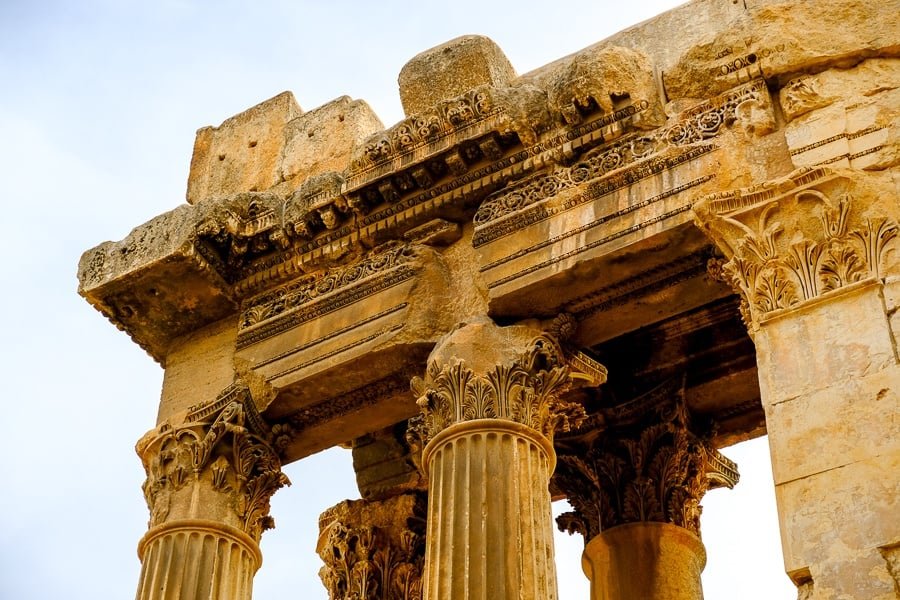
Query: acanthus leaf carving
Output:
[[413, 334, 606, 444], [137, 383, 290, 541], [554, 378, 738, 542]]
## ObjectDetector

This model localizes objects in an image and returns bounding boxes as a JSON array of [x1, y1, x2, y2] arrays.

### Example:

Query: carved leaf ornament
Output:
[[721, 192, 898, 322], [138, 387, 290, 541], [412, 335, 599, 443]]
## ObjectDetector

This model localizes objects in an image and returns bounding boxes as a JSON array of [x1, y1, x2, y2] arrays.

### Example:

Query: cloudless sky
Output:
[[0, 1, 796, 598]]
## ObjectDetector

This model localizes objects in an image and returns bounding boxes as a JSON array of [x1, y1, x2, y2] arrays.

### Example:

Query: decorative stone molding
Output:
[[317, 493, 427, 600], [555, 378, 738, 542], [136, 383, 290, 542], [237, 241, 422, 348], [472, 78, 772, 237], [411, 330, 606, 445], [693, 167, 899, 328]]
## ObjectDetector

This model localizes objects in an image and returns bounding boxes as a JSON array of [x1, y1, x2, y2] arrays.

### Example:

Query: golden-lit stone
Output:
[[78, 1, 900, 598]]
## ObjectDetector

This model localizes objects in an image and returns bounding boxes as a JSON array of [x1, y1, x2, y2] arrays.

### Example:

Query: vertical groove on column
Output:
[[424, 422, 557, 600], [135, 523, 259, 600]]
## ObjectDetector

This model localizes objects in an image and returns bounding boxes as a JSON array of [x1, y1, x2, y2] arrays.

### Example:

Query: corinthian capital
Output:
[[410, 318, 606, 444], [693, 167, 899, 328], [136, 383, 290, 541], [555, 377, 739, 542]]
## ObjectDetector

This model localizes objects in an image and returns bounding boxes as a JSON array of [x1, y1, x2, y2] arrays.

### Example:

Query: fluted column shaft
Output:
[[424, 420, 557, 600], [136, 520, 259, 600], [134, 385, 289, 600], [412, 318, 606, 600]]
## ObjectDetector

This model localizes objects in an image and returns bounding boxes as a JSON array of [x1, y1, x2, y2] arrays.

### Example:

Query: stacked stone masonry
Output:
[[78, 1, 899, 599]]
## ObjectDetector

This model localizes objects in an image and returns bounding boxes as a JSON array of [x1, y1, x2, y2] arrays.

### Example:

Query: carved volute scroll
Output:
[[136, 383, 290, 542], [693, 167, 899, 329], [410, 319, 607, 446], [554, 378, 739, 542], [317, 493, 427, 600]]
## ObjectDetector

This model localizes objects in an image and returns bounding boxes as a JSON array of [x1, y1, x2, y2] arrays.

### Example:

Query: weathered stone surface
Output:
[[665, 0, 900, 101], [398, 35, 516, 117], [278, 96, 383, 189], [317, 493, 426, 600], [538, 45, 665, 128], [351, 423, 425, 500], [582, 523, 707, 600], [187, 91, 303, 204], [78, 2, 900, 598], [783, 59, 900, 171]]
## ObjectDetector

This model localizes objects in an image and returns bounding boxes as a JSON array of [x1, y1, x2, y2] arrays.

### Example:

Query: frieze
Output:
[[473, 78, 769, 231], [267, 323, 405, 382], [281, 372, 414, 432], [565, 249, 714, 318], [484, 202, 699, 291], [237, 243, 421, 349]]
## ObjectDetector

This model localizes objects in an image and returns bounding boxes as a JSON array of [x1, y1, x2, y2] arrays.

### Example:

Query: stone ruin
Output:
[[78, 1, 900, 598]]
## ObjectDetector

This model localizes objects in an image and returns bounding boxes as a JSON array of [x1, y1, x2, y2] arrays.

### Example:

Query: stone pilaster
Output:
[[317, 493, 427, 600], [554, 378, 739, 600], [694, 167, 900, 599], [135, 384, 290, 600], [411, 317, 606, 600]]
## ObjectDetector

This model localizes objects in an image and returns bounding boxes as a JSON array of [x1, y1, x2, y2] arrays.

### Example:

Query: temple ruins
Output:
[[78, 0, 899, 598]]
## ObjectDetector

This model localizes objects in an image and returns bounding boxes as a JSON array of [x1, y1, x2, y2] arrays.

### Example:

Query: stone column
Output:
[[554, 378, 739, 600], [317, 492, 427, 600], [411, 317, 606, 600], [694, 167, 900, 599], [134, 384, 290, 600]]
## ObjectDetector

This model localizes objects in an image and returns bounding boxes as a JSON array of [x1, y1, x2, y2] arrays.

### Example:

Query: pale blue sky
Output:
[[0, 1, 795, 598]]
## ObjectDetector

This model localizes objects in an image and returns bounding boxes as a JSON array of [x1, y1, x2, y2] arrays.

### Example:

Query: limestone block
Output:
[[755, 282, 897, 403], [664, 0, 900, 101], [77, 203, 237, 363], [157, 317, 239, 424], [783, 60, 900, 171], [542, 45, 665, 127], [764, 364, 900, 485], [774, 453, 900, 599], [278, 96, 383, 189], [398, 35, 516, 117], [351, 424, 424, 500], [187, 91, 302, 204]]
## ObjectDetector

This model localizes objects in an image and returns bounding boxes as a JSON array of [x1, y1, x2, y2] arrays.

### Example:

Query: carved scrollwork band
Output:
[[137, 383, 290, 542], [473, 78, 771, 232], [554, 378, 738, 542], [694, 167, 899, 325], [411, 334, 607, 445]]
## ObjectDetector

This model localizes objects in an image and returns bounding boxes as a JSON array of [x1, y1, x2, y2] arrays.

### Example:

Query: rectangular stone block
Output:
[[765, 363, 900, 485], [755, 281, 897, 403], [187, 91, 302, 204], [158, 317, 238, 423], [774, 452, 900, 598]]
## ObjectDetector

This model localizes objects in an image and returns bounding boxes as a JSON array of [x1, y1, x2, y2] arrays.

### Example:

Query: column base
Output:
[[582, 522, 706, 600]]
